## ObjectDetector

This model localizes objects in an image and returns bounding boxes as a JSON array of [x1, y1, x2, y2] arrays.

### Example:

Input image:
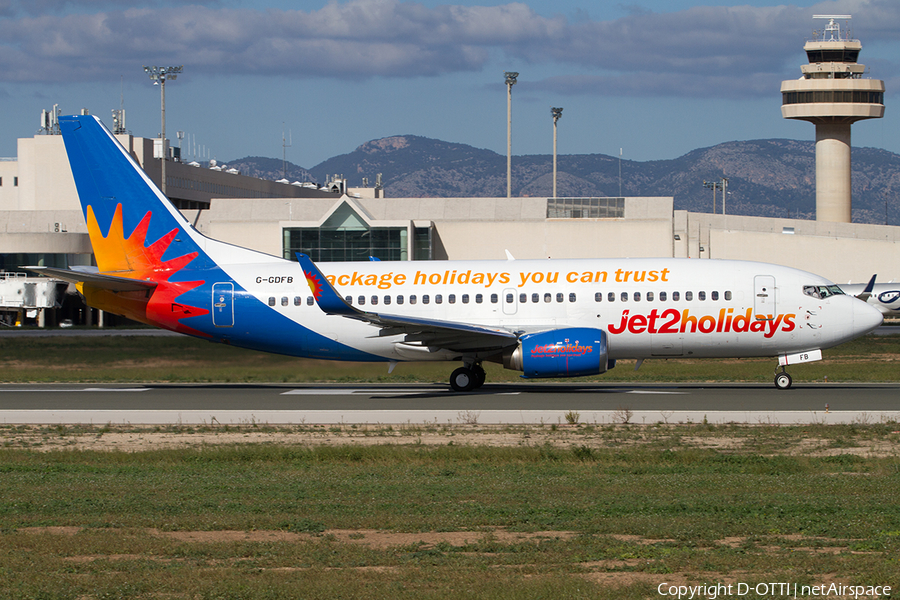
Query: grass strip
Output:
[[1, 429, 898, 598], [0, 332, 898, 384]]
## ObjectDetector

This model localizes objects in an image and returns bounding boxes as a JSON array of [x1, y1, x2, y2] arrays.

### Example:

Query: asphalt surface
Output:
[[1, 382, 897, 425]]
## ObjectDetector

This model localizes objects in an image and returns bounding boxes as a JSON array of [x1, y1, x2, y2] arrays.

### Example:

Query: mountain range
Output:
[[223, 136, 900, 226]]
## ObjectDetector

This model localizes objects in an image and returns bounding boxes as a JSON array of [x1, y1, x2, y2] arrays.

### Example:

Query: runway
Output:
[[1, 382, 898, 425]]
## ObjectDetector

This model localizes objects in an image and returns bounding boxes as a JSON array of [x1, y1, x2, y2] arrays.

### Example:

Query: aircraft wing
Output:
[[296, 254, 518, 353], [24, 266, 157, 292]]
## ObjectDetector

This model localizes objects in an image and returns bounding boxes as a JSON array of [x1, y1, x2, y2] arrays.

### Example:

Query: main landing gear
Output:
[[774, 367, 793, 390], [450, 362, 486, 392]]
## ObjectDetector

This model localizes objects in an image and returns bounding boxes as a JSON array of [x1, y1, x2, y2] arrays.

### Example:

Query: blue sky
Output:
[[1, 0, 898, 172]]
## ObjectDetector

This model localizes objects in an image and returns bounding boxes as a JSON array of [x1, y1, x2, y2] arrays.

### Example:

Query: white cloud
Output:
[[0, 0, 897, 99]]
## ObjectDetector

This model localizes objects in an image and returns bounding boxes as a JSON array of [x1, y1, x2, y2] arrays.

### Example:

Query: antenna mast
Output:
[[282, 124, 292, 180]]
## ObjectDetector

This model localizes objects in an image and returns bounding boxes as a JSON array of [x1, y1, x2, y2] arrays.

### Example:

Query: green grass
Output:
[[1, 434, 898, 599], [0, 331, 898, 384]]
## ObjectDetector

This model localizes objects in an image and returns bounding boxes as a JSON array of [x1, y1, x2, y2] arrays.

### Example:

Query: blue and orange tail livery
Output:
[[58, 115, 217, 334]]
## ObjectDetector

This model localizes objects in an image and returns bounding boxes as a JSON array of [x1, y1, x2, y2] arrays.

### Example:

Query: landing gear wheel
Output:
[[774, 371, 792, 390], [450, 367, 477, 392], [472, 365, 486, 389]]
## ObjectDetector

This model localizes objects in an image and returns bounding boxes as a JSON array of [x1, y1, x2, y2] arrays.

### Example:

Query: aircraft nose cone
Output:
[[854, 299, 884, 335]]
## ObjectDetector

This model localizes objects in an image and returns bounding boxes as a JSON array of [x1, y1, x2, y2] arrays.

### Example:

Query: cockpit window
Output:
[[803, 285, 845, 299]]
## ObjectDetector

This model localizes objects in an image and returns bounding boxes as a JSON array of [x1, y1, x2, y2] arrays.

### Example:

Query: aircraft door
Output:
[[754, 275, 776, 318], [212, 282, 234, 327], [502, 288, 517, 315]]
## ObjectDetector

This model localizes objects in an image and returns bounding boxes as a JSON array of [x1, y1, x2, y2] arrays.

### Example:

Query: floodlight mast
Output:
[[143, 65, 183, 196], [551, 107, 563, 199], [702, 178, 728, 214], [703, 180, 721, 214], [505, 71, 518, 198]]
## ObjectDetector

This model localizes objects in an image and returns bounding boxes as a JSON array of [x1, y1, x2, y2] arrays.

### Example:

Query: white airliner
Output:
[[31, 115, 883, 391]]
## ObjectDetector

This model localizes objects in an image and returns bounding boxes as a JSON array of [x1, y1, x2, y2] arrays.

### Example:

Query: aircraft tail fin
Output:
[[59, 115, 225, 335], [855, 274, 877, 303], [59, 115, 216, 280]]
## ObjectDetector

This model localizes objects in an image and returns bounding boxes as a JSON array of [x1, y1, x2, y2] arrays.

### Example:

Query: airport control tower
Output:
[[781, 15, 884, 223]]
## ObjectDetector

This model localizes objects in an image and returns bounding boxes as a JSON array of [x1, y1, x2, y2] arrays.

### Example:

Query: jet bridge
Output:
[[0, 272, 69, 326]]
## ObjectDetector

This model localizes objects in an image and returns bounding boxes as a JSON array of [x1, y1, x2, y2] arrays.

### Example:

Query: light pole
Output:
[[505, 71, 518, 198], [703, 177, 729, 214], [551, 107, 563, 199], [721, 177, 728, 215], [143, 65, 183, 196], [703, 180, 721, 214]]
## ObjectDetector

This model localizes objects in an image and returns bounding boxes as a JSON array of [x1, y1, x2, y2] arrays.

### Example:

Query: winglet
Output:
[[295, 253, 360, 317], [857, 274, 877, 303]]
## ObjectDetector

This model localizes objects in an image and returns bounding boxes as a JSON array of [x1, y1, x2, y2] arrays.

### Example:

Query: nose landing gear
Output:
[[449, 362, 486, 392], [774, 367, 793, 390]]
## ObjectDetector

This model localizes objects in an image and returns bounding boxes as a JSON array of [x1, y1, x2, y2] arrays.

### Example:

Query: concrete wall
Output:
[[708, 229, 900, 283], [431, 219, 674, 260]]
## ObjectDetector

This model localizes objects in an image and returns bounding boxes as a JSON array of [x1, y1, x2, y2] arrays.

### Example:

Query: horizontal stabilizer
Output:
[[24, 266, 157, 292]]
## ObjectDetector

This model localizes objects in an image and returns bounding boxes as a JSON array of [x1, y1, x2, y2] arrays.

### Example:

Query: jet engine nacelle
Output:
[[503, 328, 611, 378]]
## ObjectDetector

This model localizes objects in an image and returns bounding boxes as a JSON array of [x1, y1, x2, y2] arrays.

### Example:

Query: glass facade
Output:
[[0, 253, 87, 272], [547, 197, 624, 219], [782, 90, 883, 105], [284, 228, 409, 262], [283, 203, 432, 262]]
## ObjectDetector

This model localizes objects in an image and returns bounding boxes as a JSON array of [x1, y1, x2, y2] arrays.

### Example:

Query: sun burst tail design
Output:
[[86, 202, 210, 336], [304, 270, 325, 300]]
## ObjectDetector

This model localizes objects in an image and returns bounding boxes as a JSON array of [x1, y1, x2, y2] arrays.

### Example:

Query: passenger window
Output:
[[557, 293, 564, 302], [544, 293, 552, 303], [491, 294, 498, 304], [410, 295, 417, 305], [725, 291, 732, 301], [659, 291, 667, 301], [519, 293, 527, 303], [294, 296, 302, 306], [345, 296, 352, 305], [672, 291, 680, 301], [685, 291, 693, 301], [371, 295, 378, 306], [435, 294, 442, 304], [306, 296, 314, 306], [475, 294, 483, 304], [532, 293, 539, 303], [448, 294, 456, 304], [594, 292, 603, 302], [462, 294, 469, 304], [621, 292, 628, 302], [358, 296, 365, 306], [698, 291, 706, 301], [268, 297, 276, 306], [711, 291, 719, 301], [384, 295, 391, 305], [281, 297, 288, 306], [506, 293, 514, 303], [397, 295, 404, 305], [647, 291, 654, 301], [423, 295, 430, 304], [569, 293, 577, 302], [634, 292, 641, 302], [608, 292, 615, 302]]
